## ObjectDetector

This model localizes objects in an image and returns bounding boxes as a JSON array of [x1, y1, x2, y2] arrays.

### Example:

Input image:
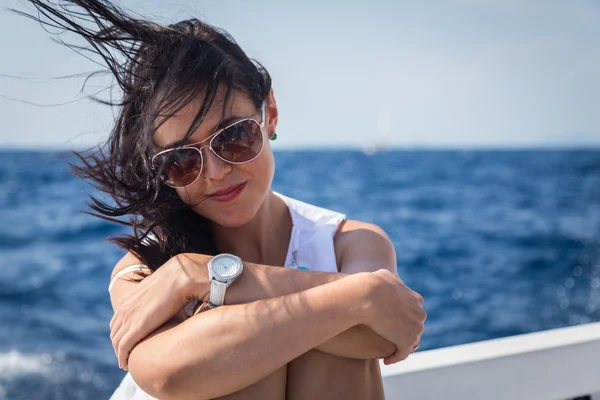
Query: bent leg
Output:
[[286, 350, 384, 400], [213, 365, 287, 400]]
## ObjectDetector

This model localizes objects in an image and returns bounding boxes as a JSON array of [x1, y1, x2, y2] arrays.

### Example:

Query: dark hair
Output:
[[13, 0, 272, 270]]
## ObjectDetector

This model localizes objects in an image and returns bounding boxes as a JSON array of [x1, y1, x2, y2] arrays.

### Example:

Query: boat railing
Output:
[[380, 321, 600, 400]]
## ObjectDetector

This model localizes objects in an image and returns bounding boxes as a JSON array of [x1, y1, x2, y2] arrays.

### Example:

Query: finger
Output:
[[109, 308, 124, 331], [384, 348, 408, 365], [121, 350, 131, 371], [113, 347, 118, 364], [385, 346, 398, 360], [383, 354, 394, 365], [111, 323, 128, 356], [109, 315, 118, 341], [110, 315, 123, 341], [118, 330, 139, 370], [383, 352, 395, 365]]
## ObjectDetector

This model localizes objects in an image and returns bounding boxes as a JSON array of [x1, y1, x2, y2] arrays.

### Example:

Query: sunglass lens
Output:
[[155, 148, 202, 187], [212, 120, 263, 163]]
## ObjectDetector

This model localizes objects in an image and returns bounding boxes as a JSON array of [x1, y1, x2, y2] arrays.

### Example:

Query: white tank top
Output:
[[108, 192, 346, 399]]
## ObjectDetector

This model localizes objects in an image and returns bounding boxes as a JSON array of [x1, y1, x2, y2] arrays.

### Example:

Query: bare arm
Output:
[[129, 273, 369, 400], [110, 222, 399, 362], [219, 221, 398, 359], [109, 222, 422, 398]]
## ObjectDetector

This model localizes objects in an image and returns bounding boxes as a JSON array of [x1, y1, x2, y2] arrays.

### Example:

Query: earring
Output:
[[270, 132, 277, 141]]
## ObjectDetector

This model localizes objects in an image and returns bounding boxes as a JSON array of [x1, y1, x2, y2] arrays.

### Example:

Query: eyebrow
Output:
[[158, 114, 247, 150]]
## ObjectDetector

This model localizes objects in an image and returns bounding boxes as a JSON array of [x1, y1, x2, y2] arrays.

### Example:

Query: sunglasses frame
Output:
[[152, 102, 266, 189]]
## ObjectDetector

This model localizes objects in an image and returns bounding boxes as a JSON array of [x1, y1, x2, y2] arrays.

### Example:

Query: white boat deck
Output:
[[380, 321, 600, 400]]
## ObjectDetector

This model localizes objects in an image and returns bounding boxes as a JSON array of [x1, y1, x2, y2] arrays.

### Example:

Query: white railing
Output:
[[380, 321, 600, 400]]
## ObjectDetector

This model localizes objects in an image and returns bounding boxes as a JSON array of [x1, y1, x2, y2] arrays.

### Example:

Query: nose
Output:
[[200, 146, 231, 181]]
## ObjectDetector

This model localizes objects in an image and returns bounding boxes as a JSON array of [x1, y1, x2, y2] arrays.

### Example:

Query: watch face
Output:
[[211, 254, 242, 279]]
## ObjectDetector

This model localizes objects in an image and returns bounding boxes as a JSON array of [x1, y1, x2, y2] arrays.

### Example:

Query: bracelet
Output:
[[192, 301, 210, 316]]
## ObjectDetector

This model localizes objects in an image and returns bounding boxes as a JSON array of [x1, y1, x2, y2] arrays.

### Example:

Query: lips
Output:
[[209, 183, 245, 197]]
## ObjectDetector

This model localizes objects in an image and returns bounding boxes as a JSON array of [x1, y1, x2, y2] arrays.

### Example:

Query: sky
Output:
[[0, 0, 599, 150]]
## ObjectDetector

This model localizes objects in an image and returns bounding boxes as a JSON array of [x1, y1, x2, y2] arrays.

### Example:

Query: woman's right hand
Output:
[[355, 269, 426, 365]]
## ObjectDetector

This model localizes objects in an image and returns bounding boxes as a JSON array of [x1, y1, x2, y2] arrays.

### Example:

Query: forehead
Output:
[[152, 90, 256, 148]]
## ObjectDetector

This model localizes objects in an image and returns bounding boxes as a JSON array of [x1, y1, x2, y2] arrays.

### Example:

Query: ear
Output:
[[265, 88, 279, 138]]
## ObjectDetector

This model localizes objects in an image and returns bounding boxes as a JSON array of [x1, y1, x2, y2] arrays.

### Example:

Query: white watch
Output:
[[207, 253, 244, 308]]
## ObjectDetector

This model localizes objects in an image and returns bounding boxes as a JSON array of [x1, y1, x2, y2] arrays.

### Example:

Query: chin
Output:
[[195, 199, 258, 228], [210, 210, 255, 228], [192, 182, 269, 228]]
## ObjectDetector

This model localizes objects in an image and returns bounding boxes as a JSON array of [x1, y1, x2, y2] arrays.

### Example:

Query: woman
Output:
[[19, 1, 426, 398]]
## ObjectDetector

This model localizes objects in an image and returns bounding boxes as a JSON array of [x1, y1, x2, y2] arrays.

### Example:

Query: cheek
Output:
[[175, 183, 206, 206], [249, 147, 275, 189]]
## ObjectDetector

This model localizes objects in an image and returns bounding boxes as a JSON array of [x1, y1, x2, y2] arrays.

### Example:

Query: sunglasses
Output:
[[152, 102, 266, 188]]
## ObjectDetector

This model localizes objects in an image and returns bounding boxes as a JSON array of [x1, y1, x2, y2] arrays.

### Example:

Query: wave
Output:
[[0, 350, 51, 380]]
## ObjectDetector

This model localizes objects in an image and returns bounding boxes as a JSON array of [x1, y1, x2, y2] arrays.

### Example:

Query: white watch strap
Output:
[[209, 279, 228, 307]]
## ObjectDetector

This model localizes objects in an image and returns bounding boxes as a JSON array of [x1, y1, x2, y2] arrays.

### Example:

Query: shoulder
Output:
[[110, 252, 151, 282], [335, 219, 390, 239], [333, 219, 393, 254], [333, 219, 397, 274]]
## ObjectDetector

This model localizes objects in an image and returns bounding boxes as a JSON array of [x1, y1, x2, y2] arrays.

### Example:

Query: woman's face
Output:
[[152, 88, 279, 228]]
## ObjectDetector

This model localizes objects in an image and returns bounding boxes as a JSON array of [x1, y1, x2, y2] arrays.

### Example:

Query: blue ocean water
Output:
[[0, 149, 599, 399]]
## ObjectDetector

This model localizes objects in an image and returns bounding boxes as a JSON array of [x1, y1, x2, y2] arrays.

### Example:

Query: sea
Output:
[[0, 149, 599, 399]]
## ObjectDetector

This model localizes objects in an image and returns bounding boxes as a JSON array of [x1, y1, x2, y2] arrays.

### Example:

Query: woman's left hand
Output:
[[109, 254, 208, 370]]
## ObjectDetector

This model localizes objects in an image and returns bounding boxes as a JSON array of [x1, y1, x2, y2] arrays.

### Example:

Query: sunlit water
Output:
[[1, 149, 599, 399]]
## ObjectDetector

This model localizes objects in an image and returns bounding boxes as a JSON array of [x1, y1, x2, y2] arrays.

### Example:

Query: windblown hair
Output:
[[14, 0, 272, 270]]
